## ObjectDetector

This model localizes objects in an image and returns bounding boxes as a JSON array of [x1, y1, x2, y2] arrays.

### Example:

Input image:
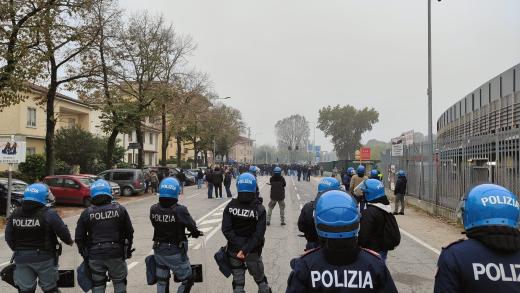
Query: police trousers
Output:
[[228, 252, 270, 293], [14, 258, 58, 292], [394, 194, 405, 214], [267, 200, 285, 223], [154, 252, 192, 293], [89, 258, 128, 293]]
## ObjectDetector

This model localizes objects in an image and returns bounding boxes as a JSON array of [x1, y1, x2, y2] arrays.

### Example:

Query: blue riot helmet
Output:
[[90, 179, 113, 199], [314, 190, 360, 239], [462, 184, 520, 230], [249, 166, 257, 174], [23, 183, 50, 205], [359, 179, 385, 202], [357, 165, 366, 176], [236, 173, 257, 193], [317, 177, 341, 194], [370, 169, 379, 179], [398, 170, 406, 177], [273, 167, 282, 174], [347, 167, 355, 176], [159, 177, 181, 199]]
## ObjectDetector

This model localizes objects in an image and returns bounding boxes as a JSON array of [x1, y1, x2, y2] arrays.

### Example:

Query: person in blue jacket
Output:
[[434, 183, 520, 293], [287, 190, 397, 292]]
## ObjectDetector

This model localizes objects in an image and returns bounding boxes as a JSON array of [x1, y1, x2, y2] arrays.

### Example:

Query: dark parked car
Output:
[[81, 174, 121, 197], [43, 175, 94, 207], [183, 170, 197, 186], [98, 169, 145, 196], [0, 178, 26, 215]]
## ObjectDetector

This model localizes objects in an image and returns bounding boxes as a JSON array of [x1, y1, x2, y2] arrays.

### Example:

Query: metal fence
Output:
[[381, 92, 520, 219]]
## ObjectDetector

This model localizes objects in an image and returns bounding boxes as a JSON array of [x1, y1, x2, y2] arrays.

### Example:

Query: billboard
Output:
[[360, 147, 371, 161], [401, 130, 414, 146], [391, 137, 403, 157], [0, 135, 26, 164]]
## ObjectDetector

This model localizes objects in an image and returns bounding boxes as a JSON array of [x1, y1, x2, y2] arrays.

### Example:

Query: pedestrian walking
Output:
[[393, 170, 407, 215], [224, 169, 233, 198], [176, 169, 186, 194], [145, 171, 151, 193], [286, 190, 398, 292], [222, 173, 271, 293], [213, 166, 224, 198], [197, 168, 204, 189], [5, 183, 74, 293], [206, 168, 214, 199], [75, 179, 134, 293], [148, 177, 203, 293], [267, 167, 286, 226], [298, 177, 341, 250], [341, 167, 354, 191], [358, 179, 401, 263], [434, 184, 520, 293]]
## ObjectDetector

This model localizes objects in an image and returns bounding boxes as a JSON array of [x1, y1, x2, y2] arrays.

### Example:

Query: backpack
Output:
[[381, 211, 401, 250]]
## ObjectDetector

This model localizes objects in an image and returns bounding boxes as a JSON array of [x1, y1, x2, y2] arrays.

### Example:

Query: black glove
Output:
[[126, 247, 135, 259], [191, 230, 204, 239]]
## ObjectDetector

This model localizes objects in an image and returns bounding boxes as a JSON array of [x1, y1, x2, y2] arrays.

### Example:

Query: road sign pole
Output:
[[6, 163, 13, 217]]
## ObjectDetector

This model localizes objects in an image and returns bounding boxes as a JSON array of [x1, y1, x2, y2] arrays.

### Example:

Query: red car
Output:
[[43, 175, 95, 207]]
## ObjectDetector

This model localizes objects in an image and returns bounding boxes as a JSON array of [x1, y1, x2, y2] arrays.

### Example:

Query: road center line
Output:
[[194, 224, 222, 250], [196, 199, 231, 225], [400, 227, 441, 255], [296, 193, 301, 201]]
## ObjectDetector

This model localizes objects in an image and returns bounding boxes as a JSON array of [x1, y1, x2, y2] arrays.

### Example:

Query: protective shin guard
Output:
[[43, 287, 59, 293], [19, 289, 36, 293], [182, 277, 195, 293]]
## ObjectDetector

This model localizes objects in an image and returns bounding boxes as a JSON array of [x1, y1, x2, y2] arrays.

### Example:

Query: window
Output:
[[148, 153, 153, 165], [129, 132, 133, 142], [112, 171, 134, 181], [99, 172, 110, 180], [149, 133, 153, 144], [27, 108, 36, 127], [45, 178, 63, 187], [63, 179, 80, 189], [26, 147, 36, 155]]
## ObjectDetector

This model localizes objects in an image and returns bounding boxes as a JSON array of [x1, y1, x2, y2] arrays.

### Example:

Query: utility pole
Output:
[[428, 0, 436, 208]]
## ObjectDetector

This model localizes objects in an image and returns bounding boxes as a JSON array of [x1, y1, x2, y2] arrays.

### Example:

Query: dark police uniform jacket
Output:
[[75, 202, 134, 260], [269, 175, 286, 201], [149, 203, 198, 255], [222, 196, 266, 254], [434, 238, 520, 293], [286, 248, 397, 293], [298, 201, 319, 244], [5, 205, 73, 263]]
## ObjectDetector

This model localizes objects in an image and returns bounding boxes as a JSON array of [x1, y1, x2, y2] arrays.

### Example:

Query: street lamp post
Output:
[[428, 0, 436, 207]]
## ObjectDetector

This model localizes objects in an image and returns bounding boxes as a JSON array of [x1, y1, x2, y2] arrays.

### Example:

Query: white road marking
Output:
[[198, 227, 214, 233], [400, 227, 441, 255], [299, 203, 303, 210], [193, 224, 222, 250], [200, 218, 222, 225], [213, 212, 223, 216], [296, 193, 301, 201], [0, 261, 10, 268], [127, 261, 139, 270], [196, 199, 231, 225]]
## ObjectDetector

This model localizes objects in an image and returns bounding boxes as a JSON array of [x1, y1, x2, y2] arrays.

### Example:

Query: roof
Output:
[[27, 83, 93, 109]]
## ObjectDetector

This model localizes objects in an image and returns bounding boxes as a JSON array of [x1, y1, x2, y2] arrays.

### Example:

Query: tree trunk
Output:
[[135, 122, 144, 168], [176, 134, 182, 167], [106, 129, 119, 169], [161, 103, 167, 166], [44, 72, 58, 175], [203, 150, 208, 167]]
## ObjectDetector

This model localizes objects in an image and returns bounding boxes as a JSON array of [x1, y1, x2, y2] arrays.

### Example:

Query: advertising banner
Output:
[[0, 135, 26, 164]]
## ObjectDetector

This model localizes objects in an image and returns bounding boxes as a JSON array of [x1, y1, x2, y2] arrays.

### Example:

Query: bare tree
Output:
[[112, 12, 193, 168], [275, 114, 310, 151]]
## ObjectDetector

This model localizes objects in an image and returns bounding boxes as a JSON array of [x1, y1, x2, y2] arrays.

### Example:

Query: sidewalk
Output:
[[311, 175, 463, 253]]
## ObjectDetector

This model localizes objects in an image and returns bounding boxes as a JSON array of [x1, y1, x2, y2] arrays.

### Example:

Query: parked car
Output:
[[80, 174, 121, 197], [183, 170, 197, 186], [0, 178, 26, 215], [98, 169, 145, 196], [43, 175, 94, 207]]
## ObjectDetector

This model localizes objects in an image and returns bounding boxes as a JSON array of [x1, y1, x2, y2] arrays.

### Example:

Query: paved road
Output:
[[0, 176, 439, 292]]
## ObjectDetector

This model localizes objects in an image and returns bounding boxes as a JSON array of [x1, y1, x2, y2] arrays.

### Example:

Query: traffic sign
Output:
[[360, 147, 371, 161]]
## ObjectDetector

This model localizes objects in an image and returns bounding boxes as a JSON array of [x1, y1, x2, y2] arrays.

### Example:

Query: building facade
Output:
[[229, 136, 253, 164]]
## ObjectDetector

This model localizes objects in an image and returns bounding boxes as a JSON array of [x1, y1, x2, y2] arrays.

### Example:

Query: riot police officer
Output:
[[149, 177, 203, 293], [222, 173, 271, 293], [434, 184, 520, 293], [5, 183, 74, 293], [297, 177, 341, 250], [267, 166, 286, 226], [75, 179, 134, 293], [287, 190, 397, 292]]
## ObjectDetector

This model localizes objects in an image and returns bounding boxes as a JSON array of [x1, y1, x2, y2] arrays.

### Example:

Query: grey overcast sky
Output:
[[122, 0, 520, 152]]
